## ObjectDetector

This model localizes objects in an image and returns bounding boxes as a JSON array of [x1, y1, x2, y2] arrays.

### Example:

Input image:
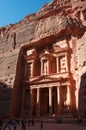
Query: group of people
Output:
[[0, 117, 43, 130]]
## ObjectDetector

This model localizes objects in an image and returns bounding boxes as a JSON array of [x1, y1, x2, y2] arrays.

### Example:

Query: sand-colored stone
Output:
[[0, 0, 86, 117]]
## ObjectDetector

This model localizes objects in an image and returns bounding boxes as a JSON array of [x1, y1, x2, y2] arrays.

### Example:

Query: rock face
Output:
[[0, 0, 86, 116]]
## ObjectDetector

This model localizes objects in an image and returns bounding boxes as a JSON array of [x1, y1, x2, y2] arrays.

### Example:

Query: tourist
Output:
[[31, 118, 34, 126], [27, 120, 31, 126], [21, 119, 26, 130], [3, 123, 11, 130], [12, 119, 18, 130], [40, 121, 43, 130], [0, 119, 3, 130], [0, 116, 4, 130]]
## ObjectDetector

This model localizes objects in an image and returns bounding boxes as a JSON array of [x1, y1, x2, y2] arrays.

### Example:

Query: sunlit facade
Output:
[[10, 39, 79, 118]]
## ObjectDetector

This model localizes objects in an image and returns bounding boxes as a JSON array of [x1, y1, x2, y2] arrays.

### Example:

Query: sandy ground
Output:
[[1, 117, 86, 130], [3, 122, 86, 130]]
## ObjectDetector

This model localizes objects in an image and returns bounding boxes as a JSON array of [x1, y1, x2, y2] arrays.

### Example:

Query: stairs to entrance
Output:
[[56, 114, 78, 124], [33, 114, 79, 124]]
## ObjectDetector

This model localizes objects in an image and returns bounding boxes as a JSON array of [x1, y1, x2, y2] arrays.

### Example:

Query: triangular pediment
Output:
[[30, 75, 61, 84]]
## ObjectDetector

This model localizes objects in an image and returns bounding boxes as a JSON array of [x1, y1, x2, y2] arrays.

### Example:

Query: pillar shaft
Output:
[[57, 86, 61, 114], [67, 85, 71, 112], [65, 55, 68, 71], [41, 60, 43, 75], [49, 87, 53, 116], [29, 89, 34, 116], [56, 57, 59, 73], [37, 88, 40, 117], [31, 62, 34, 77], [47, 60, 49, 74], [65, 54, 68, 72], [67, 86, 70, 105]]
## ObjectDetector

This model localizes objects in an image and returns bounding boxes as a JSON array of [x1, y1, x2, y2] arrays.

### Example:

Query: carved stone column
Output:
[[57, 85, 61, 114], [47, 60, 49, 74], [56, 57, 59, 73], [37, 88, 40, 117], [49, 87, 53, 116], [41, 60, 43, 75], [67, 85, 70, 112], [31, 61, 34, 77], [29, 89, 34, 117], [65, 54, 68, 72]]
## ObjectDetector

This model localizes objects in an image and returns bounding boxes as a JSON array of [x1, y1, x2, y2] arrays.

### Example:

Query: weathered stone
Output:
[[0, 0, 86, 117]]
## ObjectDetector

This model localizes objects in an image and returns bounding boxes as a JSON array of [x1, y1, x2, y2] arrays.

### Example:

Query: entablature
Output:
[[27, 72, 69, 83]]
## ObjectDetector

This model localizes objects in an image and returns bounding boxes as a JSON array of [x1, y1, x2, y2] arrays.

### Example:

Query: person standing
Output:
[[40, 121, 43, 130], [3, 124, 11, 130], [21, 119, 26, 130]]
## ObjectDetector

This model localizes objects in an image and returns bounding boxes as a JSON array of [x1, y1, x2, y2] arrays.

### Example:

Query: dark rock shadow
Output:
[[0, 81, 12, 116], [78, 72, 86, 118]]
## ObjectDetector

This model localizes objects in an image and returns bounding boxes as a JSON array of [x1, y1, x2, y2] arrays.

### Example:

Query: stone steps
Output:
[[31, 116, 81, 124]]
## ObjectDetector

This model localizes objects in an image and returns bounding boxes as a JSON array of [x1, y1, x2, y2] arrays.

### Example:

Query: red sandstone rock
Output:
[[0, 0, 86, 117]]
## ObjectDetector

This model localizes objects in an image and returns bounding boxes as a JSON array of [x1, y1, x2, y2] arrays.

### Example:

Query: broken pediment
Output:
[[55, 39, 67, 48], [25, 49, 37, 60], [53, 45, 68, 54], [26, 49, 35, 56], [53, 39, 68, 53]]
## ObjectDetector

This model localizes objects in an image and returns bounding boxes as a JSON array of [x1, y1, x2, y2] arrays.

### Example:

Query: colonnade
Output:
[[20, 83, 71, 117]]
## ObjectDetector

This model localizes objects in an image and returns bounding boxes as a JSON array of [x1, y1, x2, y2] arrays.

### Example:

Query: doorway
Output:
[[40, 88, 49, 116]]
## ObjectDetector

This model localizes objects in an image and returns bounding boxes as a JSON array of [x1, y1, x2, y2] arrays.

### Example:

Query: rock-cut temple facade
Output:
[[11, 40, 77, 117], [0, 0, 86, 117]]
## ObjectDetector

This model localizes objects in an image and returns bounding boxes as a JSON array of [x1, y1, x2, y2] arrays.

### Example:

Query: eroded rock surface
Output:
[[0, 0, 86, 116]]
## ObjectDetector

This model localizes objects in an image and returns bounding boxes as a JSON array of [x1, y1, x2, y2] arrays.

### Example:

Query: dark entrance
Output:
[[40, 88, 49, 116], [79, 72, 86, 117]]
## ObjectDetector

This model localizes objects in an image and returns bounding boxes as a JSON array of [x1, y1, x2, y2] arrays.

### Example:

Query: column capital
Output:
[[49, 86, 53, 89], [37, 87, 40, 90], [66, 82, 70, 86]]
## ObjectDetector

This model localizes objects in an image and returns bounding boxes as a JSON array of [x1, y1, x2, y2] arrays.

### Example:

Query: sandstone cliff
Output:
[[0, 0, 86, 115]]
